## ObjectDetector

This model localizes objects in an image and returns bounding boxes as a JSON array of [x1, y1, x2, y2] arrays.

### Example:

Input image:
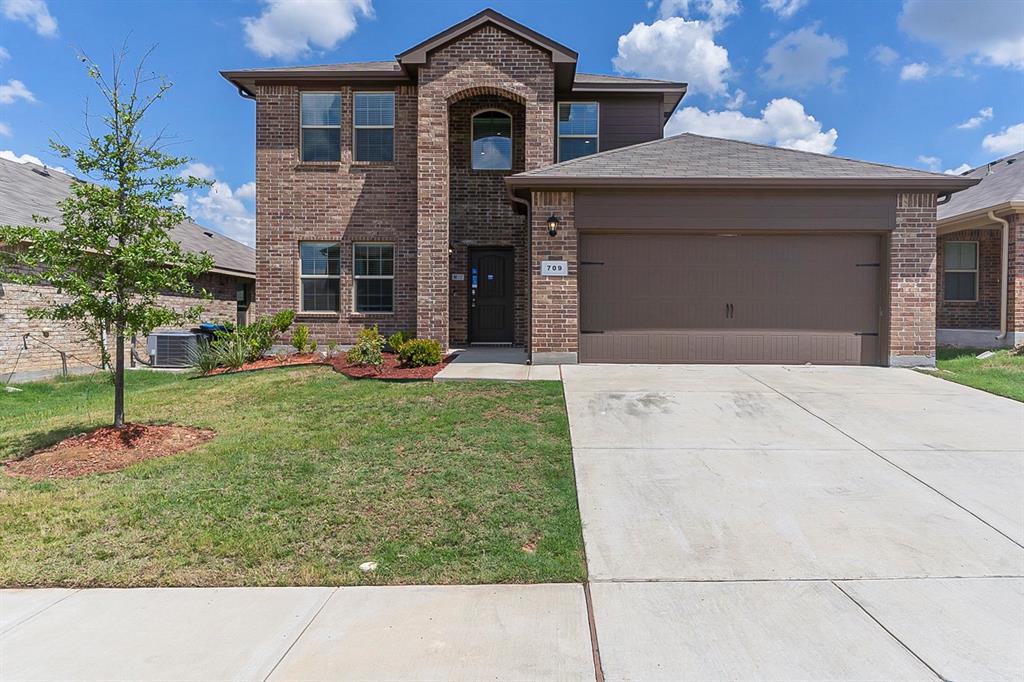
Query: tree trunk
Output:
[[114, 329, 125, 428]]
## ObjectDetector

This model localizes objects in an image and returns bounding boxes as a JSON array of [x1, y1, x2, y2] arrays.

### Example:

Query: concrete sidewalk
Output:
[[0, 584, 594, 681], [434, 347, 561, 381]]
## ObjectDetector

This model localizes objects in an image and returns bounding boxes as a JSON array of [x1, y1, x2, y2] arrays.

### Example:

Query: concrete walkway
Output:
[[563, 364, 1024, 681], [434, 347, 561, 381], [1, 585, 594, 681]]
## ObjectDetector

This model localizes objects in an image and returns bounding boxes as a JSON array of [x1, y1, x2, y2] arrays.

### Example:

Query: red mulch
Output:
[[200, 352, 454, 381], [5, 423, 216, 480]]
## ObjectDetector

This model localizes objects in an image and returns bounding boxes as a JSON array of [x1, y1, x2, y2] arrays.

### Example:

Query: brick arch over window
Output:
[[446, 85, 529, 106]]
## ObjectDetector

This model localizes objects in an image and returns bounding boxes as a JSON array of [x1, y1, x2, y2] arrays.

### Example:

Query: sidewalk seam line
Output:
[[0, 588, 81, 636], [830, 581, 945, 681], [736, 367, 1024, 552], [261, 587, 338, 682]]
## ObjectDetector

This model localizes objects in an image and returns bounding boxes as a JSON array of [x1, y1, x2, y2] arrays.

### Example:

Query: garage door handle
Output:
[[854, 332, 879, 336]]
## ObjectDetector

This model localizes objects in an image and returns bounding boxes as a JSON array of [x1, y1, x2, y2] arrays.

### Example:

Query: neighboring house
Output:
[[222, 8, 974, 367], [936, 151, 1023, 348], [0, 157, 256, 382]]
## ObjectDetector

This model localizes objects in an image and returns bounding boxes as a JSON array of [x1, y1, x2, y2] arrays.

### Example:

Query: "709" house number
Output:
[[540, 260, 568, 276]]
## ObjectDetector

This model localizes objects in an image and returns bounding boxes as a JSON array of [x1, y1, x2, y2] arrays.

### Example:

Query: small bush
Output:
[[188, 340, 220, 374], [310, 340, 318, 353], [215, 332, 248, 370], [327, 341, 339, 358], [291, 324, 311, 353], [211, 309, 295, 364], [347, 325, 386, 371], [398, 338, 443, 367], [387, 330, 414, 352]]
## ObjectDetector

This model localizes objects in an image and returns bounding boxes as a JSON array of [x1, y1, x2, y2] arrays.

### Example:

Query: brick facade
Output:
[[1009, 212, 1023, 336], [889, 192, 938, 365], [936, 228, 1002, 329], [254, 83, 419, 344], [414, 24, 555, 347], [448, 95, 528, 346], [529, 191, 577, 363], [0, 270, 240, 382]]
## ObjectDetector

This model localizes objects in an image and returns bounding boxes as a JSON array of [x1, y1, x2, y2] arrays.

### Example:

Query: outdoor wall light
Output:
[[546, 215, 560, 237]]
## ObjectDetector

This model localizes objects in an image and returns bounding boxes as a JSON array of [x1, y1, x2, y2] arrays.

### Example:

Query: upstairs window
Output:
[[471, 110, 512, 170], [299, 242, 341, 312], [558, 102, 599, 162], [354, 92, 395, 162], [943, 241, 978, 302], [300, 92, 341, 162]]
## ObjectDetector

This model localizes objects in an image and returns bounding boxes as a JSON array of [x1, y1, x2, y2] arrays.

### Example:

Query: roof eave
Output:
[[937, 200, 1024, 228], [220, 69, 410, 94], [505, 176, 981, 191], [209, 266, 256, 280]]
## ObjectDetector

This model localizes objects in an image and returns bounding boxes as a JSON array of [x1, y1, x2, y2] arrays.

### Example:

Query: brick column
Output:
[[530, 191, 577, 364], [414, 95, 449, 347], [889, 192, 937, 366], [1008, 213, 1023, 343]]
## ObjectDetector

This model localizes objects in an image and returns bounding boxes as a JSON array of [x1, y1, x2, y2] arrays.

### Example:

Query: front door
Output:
[[469, 248, 514, 344]]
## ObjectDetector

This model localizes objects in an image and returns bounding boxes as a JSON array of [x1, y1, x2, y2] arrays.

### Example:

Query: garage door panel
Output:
[[579, 234, 882, 365]]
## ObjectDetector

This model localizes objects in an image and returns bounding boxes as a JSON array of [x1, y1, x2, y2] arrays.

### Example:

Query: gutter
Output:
[[988, 210, 1010, 341], [505, 175, 980, 192], [507, 187, 533, 362]]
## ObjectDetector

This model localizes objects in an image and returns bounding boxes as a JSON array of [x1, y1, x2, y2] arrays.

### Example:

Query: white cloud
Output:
[[917, 155, 941, 171], [1, 0, 57, 37], [724, 88, 747, 110], [614, 17, 731, 95], [982, 122, 1024, 155], [243, 0, 373, 60], [0, 148, 66, 173], [761, 25, 847, 90], [0, 78, 34, 103], [956, 107, 993, 130], [658, 0, 740, 30], [944, 163, 972, 175], [762, 0, 807, 19], [0, 46, 10, 64], [180, 161, 216, 181], [900, 62, 929, 80], [0, 121, 10, 136], [666, 96, 838, 154], [176, 167, 256, 246], [900, 0, 1024, 70], [871, 45, 899, 66]]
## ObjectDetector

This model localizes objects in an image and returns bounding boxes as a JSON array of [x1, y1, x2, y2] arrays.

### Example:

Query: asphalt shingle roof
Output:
[[513, 133, 973, 183], [937, 151, 1024, 221], [0, 157, 255, 276]]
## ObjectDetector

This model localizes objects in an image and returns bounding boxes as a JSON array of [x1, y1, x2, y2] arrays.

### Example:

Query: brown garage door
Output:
[[579, 233, 882, 365]]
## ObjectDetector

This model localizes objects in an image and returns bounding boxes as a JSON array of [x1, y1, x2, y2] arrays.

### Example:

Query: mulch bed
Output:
[[5, 423, 216, 480], [201, 352, 455, 381]]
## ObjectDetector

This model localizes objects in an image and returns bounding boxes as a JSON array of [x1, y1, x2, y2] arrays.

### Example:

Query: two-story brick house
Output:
[[223, 8, 975, 367]]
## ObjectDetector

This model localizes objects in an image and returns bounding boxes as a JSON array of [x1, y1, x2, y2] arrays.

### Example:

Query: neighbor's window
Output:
[[558, 102, 599, 162], [300, 92, 341, 162], [944, 241, 978, 302], [354, 92, 395, 162], [299, 242, 341, 312], [354, 243, 394, 312], [471, 110, 512, 170]]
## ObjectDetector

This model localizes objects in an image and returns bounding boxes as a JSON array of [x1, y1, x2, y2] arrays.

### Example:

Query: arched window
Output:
[[471, 110, 512, 170]]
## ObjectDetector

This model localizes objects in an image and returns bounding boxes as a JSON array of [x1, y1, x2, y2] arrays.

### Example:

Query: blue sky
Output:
[[1, 0, 1022, 245]]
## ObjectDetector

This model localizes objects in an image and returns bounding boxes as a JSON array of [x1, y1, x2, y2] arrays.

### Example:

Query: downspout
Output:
[[235, 85, 256, 101], [508, 188, 533, 362], [988, 210, 1010, 341]]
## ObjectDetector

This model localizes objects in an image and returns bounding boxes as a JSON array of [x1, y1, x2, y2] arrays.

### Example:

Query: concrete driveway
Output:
[[563, 364, 1024, 681]]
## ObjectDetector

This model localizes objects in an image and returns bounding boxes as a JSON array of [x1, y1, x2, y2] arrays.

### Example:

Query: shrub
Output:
[[398, 338, 442, 367], [291, 324, 311, 353], [310, 340, 318, 353], [346, 325, 385, 371], [188, 340, 220, 374], [327, 341, 339, 358], [214, 332, 248, 370], [211, 309, 295, 364], [387, 330, 414, 352]]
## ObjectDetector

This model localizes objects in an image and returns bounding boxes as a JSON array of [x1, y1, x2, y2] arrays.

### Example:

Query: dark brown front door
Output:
[[579, 233, 883, 365], [470, 248, 514, 343]]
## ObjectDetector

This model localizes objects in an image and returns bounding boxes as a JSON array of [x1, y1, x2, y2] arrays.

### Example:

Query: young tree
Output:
[[0, 48, 214, 427]]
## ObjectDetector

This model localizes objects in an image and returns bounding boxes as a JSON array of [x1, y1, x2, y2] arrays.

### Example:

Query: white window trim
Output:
[[352, 242, 395, 313], [353, 91, 396, 163], [299, 241, 341, 313], [557, 102, 600, 162], [471, 108, 514, 171], [943, 240, 979, 302], [300, 92, 341, 162]]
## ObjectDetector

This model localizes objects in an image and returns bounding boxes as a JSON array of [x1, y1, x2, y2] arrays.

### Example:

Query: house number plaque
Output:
[[540, 260, 568, 276]]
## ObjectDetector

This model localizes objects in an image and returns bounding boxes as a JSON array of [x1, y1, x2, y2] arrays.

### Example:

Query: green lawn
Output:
[[930, 347, 1024, 402], [0, 368, 584, 587]]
